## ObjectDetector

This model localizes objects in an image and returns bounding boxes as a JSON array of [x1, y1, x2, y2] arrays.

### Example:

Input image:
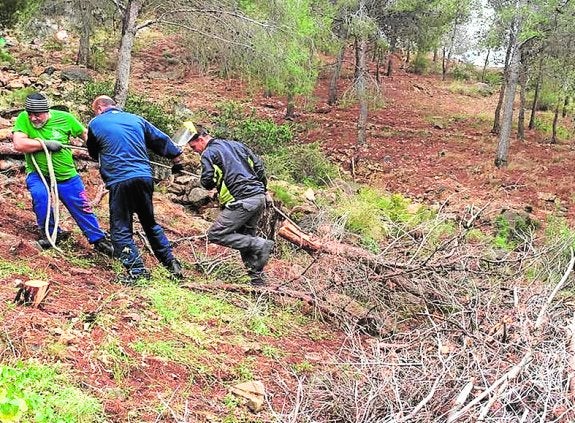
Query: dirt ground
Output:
[[2, 35, 575, 421], [133, 37, 575, 223]]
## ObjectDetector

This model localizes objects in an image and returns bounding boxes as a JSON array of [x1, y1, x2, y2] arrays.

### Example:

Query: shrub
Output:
[[529, 87, 557, 112], [265, 142, 337, 186], [211, 100, 294, 156], [482, 69, 502, 86], [408, 53, 430, 75], [452, 63, 476, 81], [73, 81, 179, 134], [494, 210, 539, 251], [0, 86, 35, 109], [0, 46, 13, 64]]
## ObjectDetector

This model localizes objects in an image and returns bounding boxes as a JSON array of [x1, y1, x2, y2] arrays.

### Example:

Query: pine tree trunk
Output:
[[551, 100, 560, 144], [114, 0, 142, 107], [528, 58, 543, 130], [386, 54, 393, 77], [481, 49, 490, 82], [356, 36, 368, 147], [328, 42, 346, 105], [517, 63, 527, 141], [495, 44, 520, 168], [76, 0, 91, 67], [285, 91, 295, 121], [492, 39, 514, 134], [442, 46, 447, 81]]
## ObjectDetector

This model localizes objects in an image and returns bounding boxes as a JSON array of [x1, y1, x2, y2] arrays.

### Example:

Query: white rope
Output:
[[30, 140, 63, 253]]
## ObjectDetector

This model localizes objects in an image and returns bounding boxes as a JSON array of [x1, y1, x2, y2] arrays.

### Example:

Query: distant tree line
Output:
[[4, 0, 575, 167]]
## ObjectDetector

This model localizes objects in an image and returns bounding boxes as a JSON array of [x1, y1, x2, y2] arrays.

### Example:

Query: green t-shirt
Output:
[[13, 109, 86, 181]]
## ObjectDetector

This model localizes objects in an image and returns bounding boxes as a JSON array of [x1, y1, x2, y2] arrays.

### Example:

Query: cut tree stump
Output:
[[14, 280, 50, 307]]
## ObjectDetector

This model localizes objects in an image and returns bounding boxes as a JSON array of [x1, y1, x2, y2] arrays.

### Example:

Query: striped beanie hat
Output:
[[25, 93, 49, 113]]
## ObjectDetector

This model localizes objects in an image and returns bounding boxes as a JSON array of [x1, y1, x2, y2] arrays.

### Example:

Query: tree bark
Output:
[[551, 100, 560, 144], [356, 35, 368, 147], [495, 43, 520, 168], [528, 56, 543, 130], [492, 39, 514, 135], [285, 91, 295, 120], [563, 96, 570, 118], [113, 0, 142, 107], [481, 49, 490, 82], [328, 42, 346, 105], [442, 46, 447, 80], [517, 62, 527, 141], [76, 0, 91, 67]]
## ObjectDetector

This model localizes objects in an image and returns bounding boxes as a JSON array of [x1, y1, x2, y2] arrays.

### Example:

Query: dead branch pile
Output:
[[266, 206, 575, 422]]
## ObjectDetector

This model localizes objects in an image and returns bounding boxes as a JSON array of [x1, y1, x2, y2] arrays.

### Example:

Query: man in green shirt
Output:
[[12, 92, 113, 255]]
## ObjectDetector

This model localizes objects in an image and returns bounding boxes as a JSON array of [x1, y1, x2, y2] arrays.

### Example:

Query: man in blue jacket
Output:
[[87, 95, 184, 284], [186, 123, 274, 286]]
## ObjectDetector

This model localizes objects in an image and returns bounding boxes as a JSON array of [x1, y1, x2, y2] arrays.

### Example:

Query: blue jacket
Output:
[[200, 138, 266, 205], [87, 108, 182, 187]]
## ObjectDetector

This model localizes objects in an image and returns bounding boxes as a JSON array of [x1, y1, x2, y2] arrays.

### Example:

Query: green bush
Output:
[[452, 63, 476, 81], [0, 86, 35, 109], [264, 142, 337, 187], [73, 81, 179, 134], [408, 53, 430, 75], [0, 46, 13, 64], [211, 101, 294, 156], [494, 211, 539, 251], [482, 69, 502, 86], [529, 87, 557, 112]]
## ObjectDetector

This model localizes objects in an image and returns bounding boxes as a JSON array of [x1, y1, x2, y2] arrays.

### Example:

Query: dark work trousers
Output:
[[207, 194, 266, 274], [108, 177, 175, 275]]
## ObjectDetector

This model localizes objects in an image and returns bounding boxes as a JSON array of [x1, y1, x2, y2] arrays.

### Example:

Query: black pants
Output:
[[109, 177, 174, 274]]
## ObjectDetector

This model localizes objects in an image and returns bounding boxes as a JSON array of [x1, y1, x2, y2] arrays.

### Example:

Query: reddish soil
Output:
[[1, 35, 575, 421], [133, 36, 575, 222]]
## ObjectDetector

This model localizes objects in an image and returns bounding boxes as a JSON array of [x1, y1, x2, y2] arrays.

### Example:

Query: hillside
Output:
[[2, 34, 575, 422]]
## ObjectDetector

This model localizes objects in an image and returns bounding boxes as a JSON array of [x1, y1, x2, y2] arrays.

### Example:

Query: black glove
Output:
[[44, 140, 63, 152], [171, 163, 184, 174]]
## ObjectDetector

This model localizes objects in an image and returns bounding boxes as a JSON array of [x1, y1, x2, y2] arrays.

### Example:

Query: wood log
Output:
[[0, 141, 94, 161], [277, 219, 322, 252], [14, 279, 50, 307]]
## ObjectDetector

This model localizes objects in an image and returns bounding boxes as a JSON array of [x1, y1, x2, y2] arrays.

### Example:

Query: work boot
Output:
[[37, 230, 72, 250], [250, 271, 267, 287], [165, 259, 184, 280], [94, 237, 114, 257], [252, 240, 274, 271], [116, 269, 150, 286]]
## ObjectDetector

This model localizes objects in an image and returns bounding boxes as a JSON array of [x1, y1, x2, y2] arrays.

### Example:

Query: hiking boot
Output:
[[252, 240, 274, 271], [116, 269, 150, 286], [37, 230, 72, 250], [94, 238, 114, 257], [250, 271, 267, 287], [165, 259, 184, 280]]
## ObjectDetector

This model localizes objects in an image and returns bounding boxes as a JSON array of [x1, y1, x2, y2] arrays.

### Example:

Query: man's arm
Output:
[[143, 120, 182, 159], [12, 132, 49, 153], [86, 127, 99, 160], [199, 153, 216, 190]]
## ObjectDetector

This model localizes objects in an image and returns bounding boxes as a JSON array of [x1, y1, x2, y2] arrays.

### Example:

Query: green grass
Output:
[[97, 337, 136, 382], [0, 361, 105, 422], [0, 259, 43, 279]]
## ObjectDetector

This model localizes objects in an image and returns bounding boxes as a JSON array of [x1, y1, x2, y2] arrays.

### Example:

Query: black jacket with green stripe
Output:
[[199, 138, 267, 205]]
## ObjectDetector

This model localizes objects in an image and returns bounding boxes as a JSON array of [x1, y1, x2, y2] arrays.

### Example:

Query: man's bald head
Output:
[[92, 95, 116, 116]]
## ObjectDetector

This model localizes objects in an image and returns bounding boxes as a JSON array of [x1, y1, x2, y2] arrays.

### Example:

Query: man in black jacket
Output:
[[186, 123, 273, 286]]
